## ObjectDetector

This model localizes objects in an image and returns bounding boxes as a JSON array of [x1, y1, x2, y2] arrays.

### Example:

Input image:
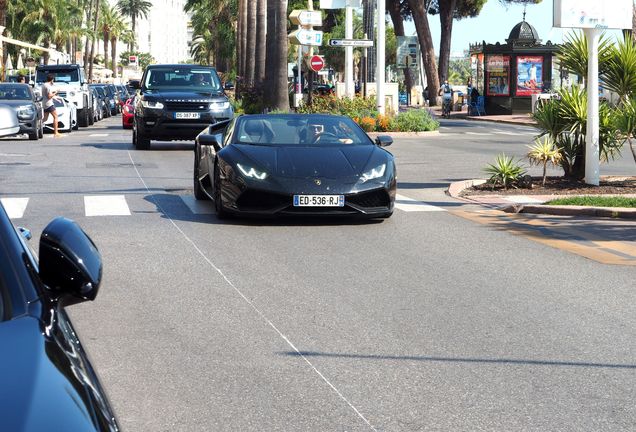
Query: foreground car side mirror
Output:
[[198, 133, 222, 151], [375, 135, 393, 147], [39, 217, 102, 306]]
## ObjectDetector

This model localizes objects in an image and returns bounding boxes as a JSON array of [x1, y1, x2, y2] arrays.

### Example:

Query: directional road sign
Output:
[[288, 29, 324, 46], [289, 10, 323, 27], [328, 39, 374, 48]]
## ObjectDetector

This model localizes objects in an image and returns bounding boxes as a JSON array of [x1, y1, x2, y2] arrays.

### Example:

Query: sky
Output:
[[403, 0, 627, 57]]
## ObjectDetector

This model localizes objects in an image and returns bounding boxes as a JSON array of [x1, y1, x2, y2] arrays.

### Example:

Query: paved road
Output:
[[1, 118, 635, 431]]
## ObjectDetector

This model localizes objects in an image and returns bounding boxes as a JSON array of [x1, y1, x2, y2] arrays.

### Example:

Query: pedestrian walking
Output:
[[42, 73, 62, 137]]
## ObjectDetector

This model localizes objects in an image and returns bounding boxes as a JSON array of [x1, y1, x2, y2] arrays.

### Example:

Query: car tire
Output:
[[38, 119, 44, 139], [88, 108, 95, 125], [133, 120, 150, 150], [193, 147, 210, 201], [214, 164, 227, 219], [78, 107, 89, 127], [28, 127, 38, 141]]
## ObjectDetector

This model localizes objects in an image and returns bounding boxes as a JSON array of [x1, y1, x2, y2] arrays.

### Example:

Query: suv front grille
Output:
[[165, 101, 209, 111]]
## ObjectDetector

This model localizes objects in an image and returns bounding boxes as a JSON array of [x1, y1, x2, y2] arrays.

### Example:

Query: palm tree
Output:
[[117, 0, 152, 51], [407, 0, 439, 105], [109, 13, 128, 77], [264, 0, 288, 111], [255, 0, 266, 84]]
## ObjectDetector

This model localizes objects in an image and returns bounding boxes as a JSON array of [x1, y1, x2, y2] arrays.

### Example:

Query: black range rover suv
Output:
[[132, 64, 233, 150]]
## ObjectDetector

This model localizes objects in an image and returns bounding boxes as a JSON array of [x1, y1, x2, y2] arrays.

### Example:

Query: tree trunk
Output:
[[407, 0, 440, 105], [245, 0, 257, 86], [84, 0, 94, 72], [255, 0, 267, 85], [238, 0, 247, 94], [387, 0, 413, 102], [131, 15, 136, 51], [265, 0, 289, 111], [89, 0, 100, 80], [111, 36, 117, 78], [0, 0, 7, 77], [632, 5, 636, 43], [103, 32, 109, 71], [438, 0, 457, 83]]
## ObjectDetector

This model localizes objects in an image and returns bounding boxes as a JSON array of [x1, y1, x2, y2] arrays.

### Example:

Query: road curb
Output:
[[503, 204, 636, 219], [465, 116, 538, 128], [448, 179, 636, 220]]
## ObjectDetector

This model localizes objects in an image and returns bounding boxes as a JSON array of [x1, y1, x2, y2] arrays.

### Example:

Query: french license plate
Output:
[[293, 195, 344, 207], [174, 112, 200, 119]]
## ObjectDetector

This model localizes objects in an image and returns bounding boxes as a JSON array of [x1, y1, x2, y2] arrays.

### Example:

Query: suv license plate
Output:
[[175, 112, 200, 119], [293, 195, 344, 207]]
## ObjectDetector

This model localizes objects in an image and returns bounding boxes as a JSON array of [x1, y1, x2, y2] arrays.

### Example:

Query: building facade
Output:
[[134, 0, 191, 64]]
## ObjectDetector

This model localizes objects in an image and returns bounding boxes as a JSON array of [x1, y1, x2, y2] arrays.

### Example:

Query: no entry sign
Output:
[[309, 55, 324, 72]]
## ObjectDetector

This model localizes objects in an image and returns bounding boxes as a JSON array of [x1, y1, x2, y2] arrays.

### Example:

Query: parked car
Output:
[[35, 64, 94, 127], [104, 84, 120, 115], [0, 202, 121, 431], [121, 97, 135, 129], [132, 64, 233, 150], [115, 85, 129, 111], [89, 85, 111, 119], [44, 97, 77, 133], [0, 104, 20, 137], [0, 83, 43, 140], [193, 113, 396, 219]]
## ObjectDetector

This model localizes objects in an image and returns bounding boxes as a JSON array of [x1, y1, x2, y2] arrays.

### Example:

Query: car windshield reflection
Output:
[[235, 115, 371, 146]]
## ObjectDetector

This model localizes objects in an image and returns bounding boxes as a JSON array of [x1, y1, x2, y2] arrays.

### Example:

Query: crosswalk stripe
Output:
[[0, 197, 29, 219], [84, 195, 131, 216], [180, 195, 215, 214], [394, 194, 446, 212]]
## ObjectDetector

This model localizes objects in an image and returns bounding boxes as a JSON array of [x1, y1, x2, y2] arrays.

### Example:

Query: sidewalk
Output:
[[448, 179, 636, 220], [427, 106, 538, 127]]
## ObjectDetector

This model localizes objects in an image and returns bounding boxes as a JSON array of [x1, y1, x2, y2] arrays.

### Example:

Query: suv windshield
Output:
[[143, 68, 221, 91], [36, 69, 79, 83]]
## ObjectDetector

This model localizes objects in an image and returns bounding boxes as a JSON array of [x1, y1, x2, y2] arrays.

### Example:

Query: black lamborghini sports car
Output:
[[193, 113, 396, 218]]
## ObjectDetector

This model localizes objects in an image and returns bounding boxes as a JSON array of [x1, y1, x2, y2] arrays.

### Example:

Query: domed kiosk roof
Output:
[[506, 20, 541, 46]]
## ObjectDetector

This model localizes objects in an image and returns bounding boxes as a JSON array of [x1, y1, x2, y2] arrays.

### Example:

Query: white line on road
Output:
[[465, 132, 491, 136], [84, 195, 131, 216], [395, 194, 446, 212], [89, 133, 109, 137], [0, 197, 29, 219], [127, 151, 378, 431], [180, 195, 215, 214]]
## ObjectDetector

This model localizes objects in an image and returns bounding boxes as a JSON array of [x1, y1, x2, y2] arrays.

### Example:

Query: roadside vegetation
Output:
[[546, 196, 636, 208]]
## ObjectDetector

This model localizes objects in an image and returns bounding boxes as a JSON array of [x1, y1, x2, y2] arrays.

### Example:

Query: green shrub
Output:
[[298, 95, 378, 119], [483, 154, 526, 190], [392, 109, 439, 132]]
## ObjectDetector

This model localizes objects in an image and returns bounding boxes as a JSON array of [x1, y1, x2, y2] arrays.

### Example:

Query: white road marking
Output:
[[89, 133, 109, 137], [465, 132, 491, 136], [127, 151, 378, 431], [180, 195, 214, 214], [84, 195, 131, 216], [505, 195, 545, 204], [0, 197, 29, 219], [395, 194, 446, 212]]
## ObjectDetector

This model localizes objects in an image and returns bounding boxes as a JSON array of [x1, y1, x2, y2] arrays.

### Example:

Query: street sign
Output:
[[328, 39, 373, 48], [396, 36, 419, 70], [129, 55, 138, 65], [554, 0, 633, 29], [307, 55, 325, 72], [289, 10, 323, 27], [288, 29, 324, 46], [319, 0, 362, 8]]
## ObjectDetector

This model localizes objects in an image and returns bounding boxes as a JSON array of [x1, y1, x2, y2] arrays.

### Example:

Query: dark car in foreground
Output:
[[194, 114, 396, 219], [0, 83, 43, 140], [132, 64, 233, 150], [0, 203, 120, 431]]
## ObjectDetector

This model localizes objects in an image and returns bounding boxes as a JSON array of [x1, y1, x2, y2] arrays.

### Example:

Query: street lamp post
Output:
[[376, 0, 385, 114]]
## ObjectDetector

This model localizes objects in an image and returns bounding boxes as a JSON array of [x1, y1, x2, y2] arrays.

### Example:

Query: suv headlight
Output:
[[141, 100, 164, 109], [360, 164, 386, 183], [209, 101, 230, 111], [16, 105, 35, 119], [68, 90, 76, 97], [237, 163, 267, 180]]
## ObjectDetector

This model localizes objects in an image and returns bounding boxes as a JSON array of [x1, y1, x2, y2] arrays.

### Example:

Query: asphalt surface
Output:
[[1, 117, 635, 431]]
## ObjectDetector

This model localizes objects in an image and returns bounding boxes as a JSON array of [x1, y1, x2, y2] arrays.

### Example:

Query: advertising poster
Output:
[[516, 56, 543, 96], [486, 55, 510, 96], [471, 54, 484, 95]]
